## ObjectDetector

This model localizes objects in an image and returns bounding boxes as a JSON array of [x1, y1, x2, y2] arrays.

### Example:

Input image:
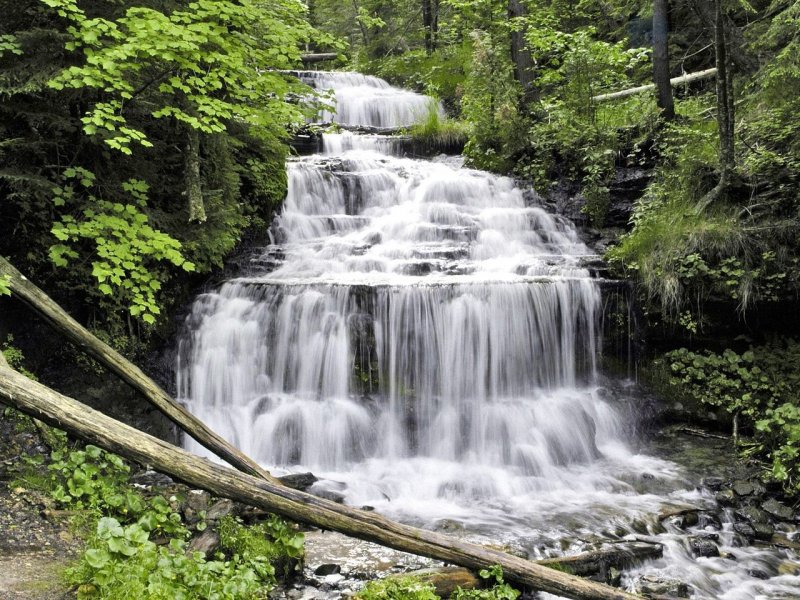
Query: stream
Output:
[[175, 72, 800, 599]]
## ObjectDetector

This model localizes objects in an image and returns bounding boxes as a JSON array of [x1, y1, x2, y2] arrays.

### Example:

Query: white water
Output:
[[177, 73, 800, 598]]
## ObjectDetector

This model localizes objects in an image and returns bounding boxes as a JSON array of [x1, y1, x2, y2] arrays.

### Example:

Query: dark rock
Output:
[[682, 511, 700, 528], [735, 506, 771, 525], [279, 472, 319, 491], [701, 476, 726, 491], [734, 522, 756, 540], [689, 536, 720, 558], [314, 563, 342, 576], [747, 568, 771, 580], [715, 489, 736, 505], [732, 480, 756, 497], [752, 522, 775, 541], [186, 490, 211, 514], [313, 489, 345, 504], [206, 499, 236, 521], [607, 566, 622, 588], [762, 498, 794, 521], [637, 575, 690, 598]]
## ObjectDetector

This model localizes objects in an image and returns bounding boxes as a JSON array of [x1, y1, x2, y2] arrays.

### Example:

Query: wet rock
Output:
[[314, 490, 345, 504], [732, 480, 756, 497], [733, 522, 756, 540], [752, 522, 776, 541], [747, 568, 771, 580], [715, 489, 736, 505], [636, 575, 690, 598], [280, 472, 319, 491], [689, 536, 720, 558], [701, 476, 726, 490], [762, 498, 794, 521], [314, 563, 342, 576], [607, 566, 622, 588], [735, 506, 771, 525]]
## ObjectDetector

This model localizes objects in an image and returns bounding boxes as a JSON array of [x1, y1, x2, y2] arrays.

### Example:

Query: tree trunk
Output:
[[652, 0, 674, 119], [715, 0, 735, 175], [186, 127, 206, 223], [0, 257, 280, 486], [422, 0, 435, 53], [0, 364, 643, 600], [508, 0, 536, 98]]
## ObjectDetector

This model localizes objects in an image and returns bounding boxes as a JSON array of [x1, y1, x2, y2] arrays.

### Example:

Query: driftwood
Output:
[[592, 68, 717, 103], [0, 256, 281, 486], [0, 363, 641, 600], [395, 543, 663, 596], [300, 53, 339, 63]]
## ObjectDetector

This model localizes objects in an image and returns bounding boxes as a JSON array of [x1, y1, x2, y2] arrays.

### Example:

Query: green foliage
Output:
[[460, 30, 525, 173], [408, 104, 468, 149], [451, 566, 519, 600], [42, 0, 320, 153], [66, 517, 272, 600], [354, 576, 439, 600], [667, 341, 800, 491], [0, 273, 10, 296], [217, 514, 304, 578], [49, 172, 194, 323]]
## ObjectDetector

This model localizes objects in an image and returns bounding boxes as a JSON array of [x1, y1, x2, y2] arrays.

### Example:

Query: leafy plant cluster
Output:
[[667, 340, 800, 491], [354, 565, 519, 600], [13, 437, 304, 600]]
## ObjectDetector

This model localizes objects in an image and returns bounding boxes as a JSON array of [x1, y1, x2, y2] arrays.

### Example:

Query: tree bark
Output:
[[508, 0, 536, 98], [652, 0, 675, 119], [0, 364, 642, 600], [186, 127, 206, 223], [300, 53, 339, 63], [715, 0, 735, 175], [422, 0, 435, 53], [393, 543, 663, 596], [591, 68, 717, 102], [0, 257, 281, 486]]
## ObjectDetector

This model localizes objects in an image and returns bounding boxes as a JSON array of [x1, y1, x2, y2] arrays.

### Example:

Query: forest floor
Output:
[[0, 462, 80, 599]]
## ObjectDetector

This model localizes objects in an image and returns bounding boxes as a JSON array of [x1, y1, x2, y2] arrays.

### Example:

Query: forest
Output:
[[1, 0, 800, 598]]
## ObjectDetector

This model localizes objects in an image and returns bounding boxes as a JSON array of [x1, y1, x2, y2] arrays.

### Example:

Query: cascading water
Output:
[[176, 73, 800, 598]]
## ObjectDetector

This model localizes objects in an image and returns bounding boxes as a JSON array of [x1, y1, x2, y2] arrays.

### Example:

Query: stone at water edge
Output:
[[688, 536, 720, 558], [761, 498, 795, 521]]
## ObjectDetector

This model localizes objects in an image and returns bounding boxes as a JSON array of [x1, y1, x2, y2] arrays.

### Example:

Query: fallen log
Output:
[[0, 256, 280, 486], [300, 53, 339, 63], [0, 364, 641, 600], [592, 68, 717, 103], [537, 542, 663, 577], [394, 543, 662, 596]]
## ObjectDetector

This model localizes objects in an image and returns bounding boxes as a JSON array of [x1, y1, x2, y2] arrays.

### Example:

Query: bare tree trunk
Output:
[[715, 0, 735, 175], [0, 257, 280, 486], [0, 364, 643, 600], [592, 68, 716, 102], [422, 0, 435, 53], [652, 0, 675, 119], [186, 127, 206, 223], [508, 0, 536, 99]]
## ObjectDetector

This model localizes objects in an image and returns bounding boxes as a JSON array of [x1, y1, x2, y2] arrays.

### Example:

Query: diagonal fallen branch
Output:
[[0, 363, 641, 600], [592, 68, 717, 103], [0, 256, 280, 486]]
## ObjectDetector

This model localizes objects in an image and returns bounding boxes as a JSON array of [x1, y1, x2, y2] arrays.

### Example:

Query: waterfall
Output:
[[175, 72, 800, 599]]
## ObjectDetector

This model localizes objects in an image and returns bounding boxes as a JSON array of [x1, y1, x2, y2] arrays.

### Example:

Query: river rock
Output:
[[732, 479, 766, 498], [734, 522, 756, 540], [752, 522, 776, 541], [206, 499, 236, 521], [689, 536, 720, 558], [762, 498, 794, 521], [701, 476, 726, 490], [715, 489, 736, 505], [314, 563, 342, 576], [735, 506, 771, 525], [280, 472, 319, 491], [636, 575, 689, 598]]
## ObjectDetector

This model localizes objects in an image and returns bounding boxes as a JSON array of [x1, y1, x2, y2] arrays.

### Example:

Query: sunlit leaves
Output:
[[49, 173, 194, 324]]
